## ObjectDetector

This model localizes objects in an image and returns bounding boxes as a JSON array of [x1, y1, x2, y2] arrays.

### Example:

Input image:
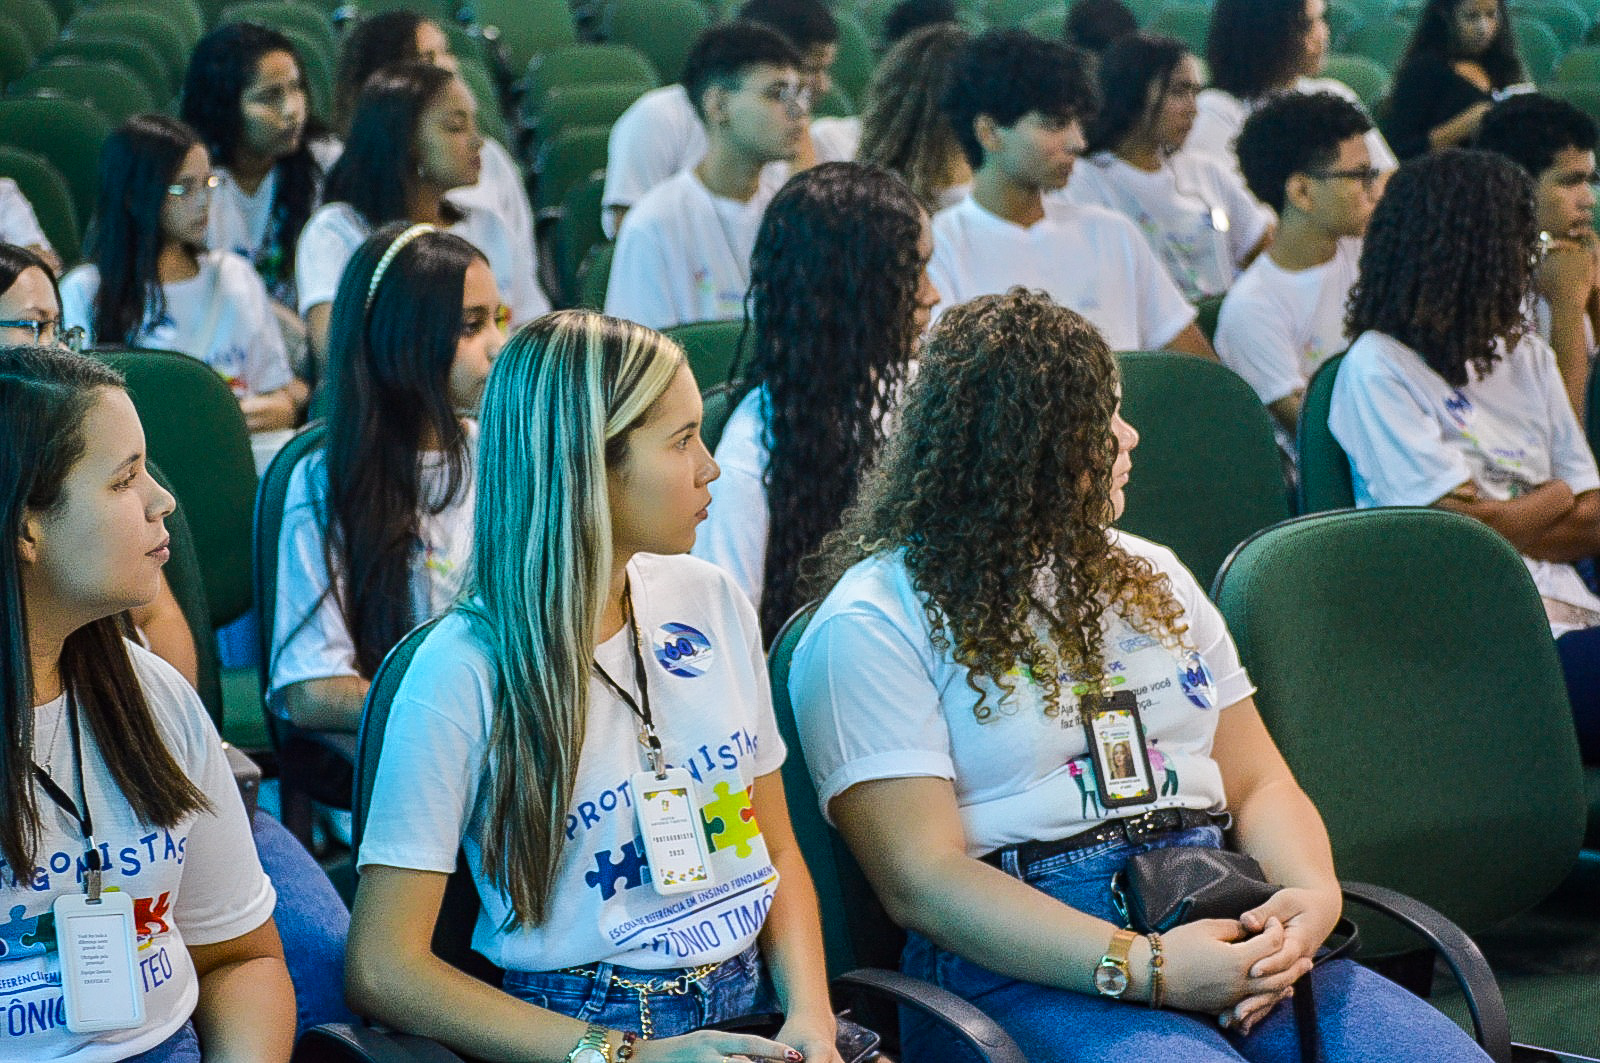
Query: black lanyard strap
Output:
[[30, 690, 102, 899], [592, 578, 665, 776]]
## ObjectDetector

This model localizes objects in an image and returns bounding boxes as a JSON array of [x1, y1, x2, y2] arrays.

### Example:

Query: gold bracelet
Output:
[[1146, 931, 1166, 1009]]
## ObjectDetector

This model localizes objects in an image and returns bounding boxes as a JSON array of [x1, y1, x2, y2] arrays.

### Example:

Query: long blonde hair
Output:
[[462, 310, 682, 925]]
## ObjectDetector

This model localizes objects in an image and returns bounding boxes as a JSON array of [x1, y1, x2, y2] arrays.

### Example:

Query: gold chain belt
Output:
[[560, 960, 726, 1039]]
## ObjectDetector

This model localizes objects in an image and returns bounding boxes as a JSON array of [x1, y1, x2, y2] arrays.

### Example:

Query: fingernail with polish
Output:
[[785, 1050, 804, 1062]]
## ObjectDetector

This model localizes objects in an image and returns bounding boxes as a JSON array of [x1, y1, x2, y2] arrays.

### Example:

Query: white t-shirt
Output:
[[1329, 329, 1600, 632], [268, 427, 477, 709], [789, 534, 1254, 856], [0, 642, 276, 1062], [1063, 151, 1273, 301], [693, 386, 771, 609], [605, 168, 783, 330], [1185, 78, 1397, 174], [294, 201, 549, 324], [928, 194, 1197, 351], [60, 252, 294, 398], [207, 138, 340, 305], [0, 177, 50, 250], [358, 553, 788, 972], [601, 84, 860, 237]]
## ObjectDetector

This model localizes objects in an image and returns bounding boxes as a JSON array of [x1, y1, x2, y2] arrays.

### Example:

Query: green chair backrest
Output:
[[536, 83, 647, 144], [0, 97, 112, 235], [664, 319, 749, 390], [98, 0, 206, 51], [1513, 0, 1589, 49], [831, 12, 876, 106], [1321, 52, 1393, 109], [0, 146, 82, 270], [49, 33, 177, 101], [0, 19, 34, 86], [605, 0, 709, 84], [1545, 78, 1600, 124], [1296, 352, 1356, 513], [1344, 16, 1413, 71], [220, 1, 337, 62], [251, 421, 328, 700], [534, 124, 609, 214], [1211, 508, 1585, 951], [523, 43, 659, 111], [1324, 4, 1366, 50], [576, 239, 614, 310], [1112, 351, 1290, 591], [66, 9, 190, 86], [14, 60, 159, 126], [985, 0, 1055, 27], [552, 171, 607, 308], [1148, 1, 1212, 53], [100, 347, 259, 626], [1554, 43, 1600, 81], [146, 459, 226, 728], [700, 378, 750, 453], [7, 0, 60, 54], [1513, 15, 1565, 82], [469, 0, 578, 72], [1195, 292, 1224, 345]]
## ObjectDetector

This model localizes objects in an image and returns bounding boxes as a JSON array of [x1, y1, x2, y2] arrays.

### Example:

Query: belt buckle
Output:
[[1122, 810, 1165, 845]]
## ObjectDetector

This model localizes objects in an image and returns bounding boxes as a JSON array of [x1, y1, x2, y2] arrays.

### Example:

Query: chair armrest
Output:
[[1340, 880, 1511, 1063], [292, 1023, 468, 1063], [831, 967, 1027, 1063]]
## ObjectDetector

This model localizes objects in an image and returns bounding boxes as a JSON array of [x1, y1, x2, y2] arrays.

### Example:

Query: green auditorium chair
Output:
[[604, 0, 710, 84], [66, 8, 190, 88], [0, 97, 111, 234], [1295, 352, 1356, 513], [1112, 350, 1291, 592], [1148, 1, 1213, 55], [1554, 42, 1600, 80], [13, 60, 159, 126], [0, 19, 34, 88], [1323, 4, 1366, 51], [522, 43, 659, 116], [985, 0, 1056, 28], [1023, 8, 1066, 38], [1344, 15, 1414, 72], [1322, 52, 1393, 109], [1212, 507, 1597, 1059], [699, 378, 750, 453], [1514, 15, 1567, 82], [576, 240, 614, 310], [535, 83, 648, 145], [1195, 292, 1224, 345], [40, 0, 75, 28], [221, 1, 338, 66], [831, 11, 876, 105], [145, 460, 227, 730], [0, 146, 80, 269], [1546, 79, 1600, 125], [8, 0, 60, 55], [549, 171, 607, 308], [665, 319, 749, 390], [534, 123, 609, 215], [1515, 0, 1591, 50], [98, 0, 206, 52], [48, 34, 176, 102], [468, 0, 578, 73]]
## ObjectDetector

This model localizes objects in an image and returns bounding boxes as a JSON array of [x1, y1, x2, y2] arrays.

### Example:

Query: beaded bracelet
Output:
[[1147, 931, 1166, 1009], [616, 1032, 639, 1062]]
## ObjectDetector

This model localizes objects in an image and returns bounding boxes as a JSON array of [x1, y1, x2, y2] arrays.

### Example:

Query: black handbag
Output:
[[1111, 845, 1360, 1063]]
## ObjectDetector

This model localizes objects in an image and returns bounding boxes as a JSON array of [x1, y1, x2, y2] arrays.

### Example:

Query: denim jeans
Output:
[[903, 825, 1493, 1062], [124, 1021, 201, 1063], [503, 944, 775, 1038]]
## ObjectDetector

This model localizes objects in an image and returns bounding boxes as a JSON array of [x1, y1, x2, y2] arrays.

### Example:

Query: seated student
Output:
[[788, 289, 1492, 1063], [1065, 0, 1138, 56], [271, 224, 502, 733], [0, 177, 60, 273], [1067, 33, 1275, 302], [60, 114, 304, 433], [930, 30, 1213, 357], [332, 10, 535, 307], [605, 24, 807, 330], [1, 344, 295, 1062], [856, 22, 974, 214], [1217, 91, 1377, 448], [1329, 149, 1600, 762], [296, 62, 546, 358], [693, 162, 938, 635], [345, 310, 841, 1063], [1477, 93, 1600, 416], [183, 22, 335, 310], [603, 0, 851, 236], [1385, 0, 1526, 160], [1187, 0, 1396, 177]]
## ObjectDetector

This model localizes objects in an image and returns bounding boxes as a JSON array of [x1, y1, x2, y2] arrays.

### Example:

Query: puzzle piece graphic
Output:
[[584, 841, 651, 899], [703, 782, 760, 858], [701, 808, 724, 856], [23, 911, 53, 952], [0, 904, 46, 959]]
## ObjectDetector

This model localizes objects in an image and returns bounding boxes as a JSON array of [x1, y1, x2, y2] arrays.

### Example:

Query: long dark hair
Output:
[[1400, 0, 1523, 88], [745, 162, 925, 638], [0, 243, 62, 309], [324, 61, 461, 229], [0, 345, 208, 880], [315, 223, 477, 678], [333, 10, 437, 136], [1206, 0, 1315, 99], [90, 114, 200, 346], [181, 21, 322, 291], [1346, 149, 1536, 387], [1088, 33, 1189, 153]]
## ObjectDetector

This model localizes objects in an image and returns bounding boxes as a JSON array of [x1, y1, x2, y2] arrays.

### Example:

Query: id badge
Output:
[[632, 767, 715, 895], [53, 889, 144, 1033], [1081, 689, 1158, 809]]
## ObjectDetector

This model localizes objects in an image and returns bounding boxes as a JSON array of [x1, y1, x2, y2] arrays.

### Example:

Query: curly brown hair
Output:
[[857, 22, 971, 213], [809, 289, 1187, 720]]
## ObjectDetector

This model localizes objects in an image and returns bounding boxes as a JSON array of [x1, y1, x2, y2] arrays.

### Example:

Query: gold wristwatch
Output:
[[1093, 927, 1138, 999], [565, 1024, 613, 1063]]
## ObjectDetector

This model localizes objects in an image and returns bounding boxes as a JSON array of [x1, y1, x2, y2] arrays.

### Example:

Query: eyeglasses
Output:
[[460, 304, 512, 338], [166, 173, 221, 199], [0, 317, 85, 352], [1307, 165, 1384, 192], [757, 81, 813, 111]]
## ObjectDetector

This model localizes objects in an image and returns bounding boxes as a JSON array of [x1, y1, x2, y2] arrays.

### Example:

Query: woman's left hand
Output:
[[1218, 886, 1342, 1035], [775, 1009, 843, 1063]]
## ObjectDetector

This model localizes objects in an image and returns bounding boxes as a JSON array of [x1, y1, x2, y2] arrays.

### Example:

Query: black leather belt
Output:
[[980, 808, 1230, 873]]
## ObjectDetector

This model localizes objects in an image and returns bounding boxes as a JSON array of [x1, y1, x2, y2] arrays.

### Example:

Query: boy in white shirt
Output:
[[929, 30, 1213, 356], [605, 23, 808, 330], [1217, 91, 1380, 445], [1477, 93, 1600, 418], [602, 0, 851, 236]]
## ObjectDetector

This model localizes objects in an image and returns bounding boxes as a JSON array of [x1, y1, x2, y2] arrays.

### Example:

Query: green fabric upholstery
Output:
[[523, 43, 659, 113], [0, 19, 34, 87], [1211, 508, 1585, 952], [7, 0, 59, 54], [605, 0, 709, 84], [985, 0, 1054, 27], [1515, 0, 1590, 50], [0, 146, 81, 270], [832, 12, 876, 106], [66, 9, 190, 85], [576, 240, 614, 310], [1148, 1, 1212, 53], [48, 34, 177, 101], [1322, 52, 1393, 109], [664, 319, 749, 391], [550, 172, 606, 309], [1195, 292, 1224, 344], [537, 83, 647, 143], [145, 460, 225, 729], [1514, 16, 1567, 82], [14, 60, 159, 126], [534, 124, 608, 214], [1296, 351, 1356, 513], [1554, 43, 1600, 80], [470, 0, 577, 72], [221, 2, 337, 65], [1112, 351, 1290, 592], [1344, 15, 1413, 71], [98, 0, 205, 51], [0, 97, 111, 234], [700, 379, 749, 454], [101, 348, 258, 627]]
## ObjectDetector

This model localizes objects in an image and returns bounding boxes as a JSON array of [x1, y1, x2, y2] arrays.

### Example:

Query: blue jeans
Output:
[[502, 944, 775, 1038], [903, 825, 1492, 1062], [124, 1021, 201, 1063]]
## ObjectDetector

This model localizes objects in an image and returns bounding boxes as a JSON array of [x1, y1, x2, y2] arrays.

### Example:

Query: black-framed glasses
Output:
[[0, 318, 85, 352], [166, 173, 221, 198], [1307, 165, 1384, 192]]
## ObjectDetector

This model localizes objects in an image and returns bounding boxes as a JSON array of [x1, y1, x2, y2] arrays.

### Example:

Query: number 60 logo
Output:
[[654, 622, 715, 678]]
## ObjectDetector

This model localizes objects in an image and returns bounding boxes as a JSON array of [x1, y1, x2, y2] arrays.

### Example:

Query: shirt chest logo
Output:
[[653, 623, 715, 678]]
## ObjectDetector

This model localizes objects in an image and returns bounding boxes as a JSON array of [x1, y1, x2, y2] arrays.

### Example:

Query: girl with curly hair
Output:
[[693, 161, 937, 638], [1384, 0, 1525, 159], [855, 23, 972, 214], [1330, 149, 1600, 762], [790, 289, 1493, 1061]]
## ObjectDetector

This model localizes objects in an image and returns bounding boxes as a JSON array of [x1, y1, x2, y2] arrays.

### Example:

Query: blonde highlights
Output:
[[462, 310, 682, 925]]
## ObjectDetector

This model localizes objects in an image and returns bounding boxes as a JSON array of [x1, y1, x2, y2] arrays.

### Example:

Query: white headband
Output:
[[365, 223, 437, 312]]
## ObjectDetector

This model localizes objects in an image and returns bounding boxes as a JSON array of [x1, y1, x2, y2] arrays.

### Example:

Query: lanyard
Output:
[[30, 691, 103, 901], [592, 579, 666, 778]]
